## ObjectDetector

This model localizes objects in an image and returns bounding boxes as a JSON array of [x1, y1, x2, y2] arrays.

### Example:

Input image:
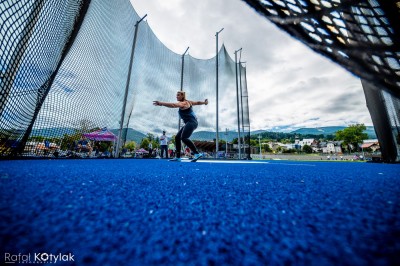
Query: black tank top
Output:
[[178, 105, 197, 123]]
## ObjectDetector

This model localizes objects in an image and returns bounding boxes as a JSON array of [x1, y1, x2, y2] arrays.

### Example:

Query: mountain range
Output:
[[192, 126, 376, 141], [252, 126, 376, 139], [31, 125, 376, 144]]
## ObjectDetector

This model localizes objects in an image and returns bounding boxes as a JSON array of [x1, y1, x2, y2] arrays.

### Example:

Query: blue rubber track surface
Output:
[[0, 159, 399, 265]]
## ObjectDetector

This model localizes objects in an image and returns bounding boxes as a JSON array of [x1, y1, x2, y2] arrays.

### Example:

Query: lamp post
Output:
[[258, 135, 262, 159], [225, 128, 228, 159], [215, 28, 224, 158]]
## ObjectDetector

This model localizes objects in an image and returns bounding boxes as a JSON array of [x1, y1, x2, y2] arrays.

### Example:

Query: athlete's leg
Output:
[[174, 127, 184, 158], [181, 121, 199, 154]]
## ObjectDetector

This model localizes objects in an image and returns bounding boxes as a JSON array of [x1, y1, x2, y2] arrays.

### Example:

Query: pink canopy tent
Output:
[[136, 148, 149, 154], [83, 127, 117, 141]]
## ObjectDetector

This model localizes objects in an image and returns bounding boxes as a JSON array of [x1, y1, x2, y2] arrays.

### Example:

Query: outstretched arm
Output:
[[189, 99, 208, 106], [153, 101, 186, 108]]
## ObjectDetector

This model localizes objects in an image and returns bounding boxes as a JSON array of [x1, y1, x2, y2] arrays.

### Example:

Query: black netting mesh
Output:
[[243, 0, 400, 162], [1, 0, 89, 156], [0, 0, 249, 158]]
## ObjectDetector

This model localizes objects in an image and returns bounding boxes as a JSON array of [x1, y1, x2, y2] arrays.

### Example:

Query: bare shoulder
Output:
[[179, 101, 191, 109]]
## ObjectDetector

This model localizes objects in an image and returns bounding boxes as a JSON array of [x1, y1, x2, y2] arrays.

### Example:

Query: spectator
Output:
[[168, 141, 175, 158], [77, 135, 92, 156], [159, 131, 168, 159]]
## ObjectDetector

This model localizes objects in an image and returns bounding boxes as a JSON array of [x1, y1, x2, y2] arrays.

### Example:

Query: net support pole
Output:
[[243, 66, 251, 159], [239, 60, 250, 159], [116, 14, 147, 158], [234, 48, 242, 159], [215, 28, 223, 158], [239, 59, 246, 158], [179, 47, 189, 131]]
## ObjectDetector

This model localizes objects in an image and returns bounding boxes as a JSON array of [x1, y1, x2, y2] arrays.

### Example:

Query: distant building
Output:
[[298, 138, 316, 146], [321, 141, 342, 154], [262, 139, 347, 154], [360, 141, 380, 152], [293, 138, 318, 151]]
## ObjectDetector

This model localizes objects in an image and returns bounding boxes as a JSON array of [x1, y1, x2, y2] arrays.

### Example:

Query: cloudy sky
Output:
[[129, 0, 373, 131]]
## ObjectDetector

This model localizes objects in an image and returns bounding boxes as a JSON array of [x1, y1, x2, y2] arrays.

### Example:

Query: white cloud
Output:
[[129, 0, 372, 131]]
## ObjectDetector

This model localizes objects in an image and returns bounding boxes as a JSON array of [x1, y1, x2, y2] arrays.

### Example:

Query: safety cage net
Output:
[[0, 0, 250, 159]]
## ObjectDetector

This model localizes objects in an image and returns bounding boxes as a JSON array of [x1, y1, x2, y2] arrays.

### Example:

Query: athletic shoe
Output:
[[190, 153, 203, 162], [169, 157, 181, 162]]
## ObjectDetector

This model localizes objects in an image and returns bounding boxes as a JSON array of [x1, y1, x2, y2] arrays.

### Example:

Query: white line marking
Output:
[[181, 159, 315, 166]]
